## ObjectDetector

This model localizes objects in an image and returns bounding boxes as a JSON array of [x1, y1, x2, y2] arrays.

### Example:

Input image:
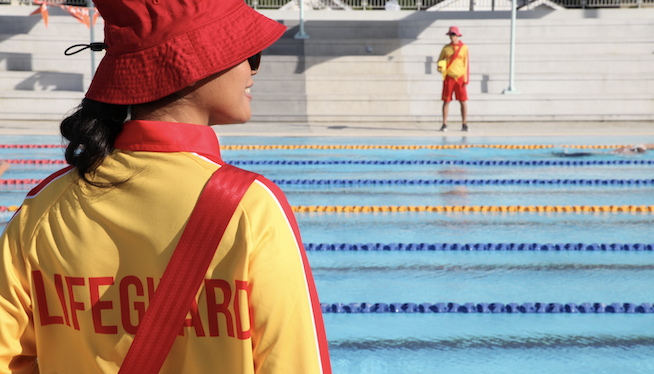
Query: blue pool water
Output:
[[2, 134, 654, 373]]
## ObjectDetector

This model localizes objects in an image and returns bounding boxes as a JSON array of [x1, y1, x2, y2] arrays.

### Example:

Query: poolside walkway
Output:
[[1, 119, 653, 138]]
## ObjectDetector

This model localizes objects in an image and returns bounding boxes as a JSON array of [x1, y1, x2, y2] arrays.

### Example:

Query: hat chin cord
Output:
[[64, 42, 108, 56]]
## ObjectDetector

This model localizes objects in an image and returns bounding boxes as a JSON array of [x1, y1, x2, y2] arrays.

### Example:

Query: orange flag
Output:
[[29, 3, 49, 28], [30, 2, 101, 30], [60, 5, 100, 28]]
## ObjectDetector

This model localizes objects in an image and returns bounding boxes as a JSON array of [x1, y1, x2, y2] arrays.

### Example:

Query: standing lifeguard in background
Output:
[[437, 26, 469, 132]]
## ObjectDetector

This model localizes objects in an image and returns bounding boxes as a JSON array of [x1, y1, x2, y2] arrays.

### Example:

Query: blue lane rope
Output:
[[227, 159, 654, 166], [273, 178, 654, 186], [304, 243, 654, 251], [320, 302, 654, 314], [5, 159, 653, 167]]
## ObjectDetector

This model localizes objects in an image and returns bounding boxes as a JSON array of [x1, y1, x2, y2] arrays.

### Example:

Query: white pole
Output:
[[88, 0, 96, 77], [294, 0, 310, 39], [502, 0, 520, 94]]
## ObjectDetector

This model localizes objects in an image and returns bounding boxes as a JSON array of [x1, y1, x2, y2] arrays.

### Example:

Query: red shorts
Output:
[[442, 75, 468, 102]]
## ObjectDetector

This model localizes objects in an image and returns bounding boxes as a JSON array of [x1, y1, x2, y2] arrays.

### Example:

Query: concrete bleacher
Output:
[[0, 5, 652, 127]]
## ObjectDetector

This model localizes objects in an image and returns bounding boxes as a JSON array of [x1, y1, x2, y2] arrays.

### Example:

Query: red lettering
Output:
[[32, 271, 64, 326], [119, 276, 145, 334], [234, 280, 251, 340], [205, 279, 234, 337], [89, 277, 117, 334], [146, 277, 157, 303], [65, 277, 85, 330], [179, 300, 206, 337], [54, 274, 70, 326]]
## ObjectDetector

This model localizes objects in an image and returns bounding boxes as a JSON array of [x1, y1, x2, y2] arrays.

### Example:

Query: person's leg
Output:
[[460, 101, 468, 131], [440, 77, 455, 131], [453, 76, 469, 131], [0, 161, 9, 179], [441, 101, 450, 131]]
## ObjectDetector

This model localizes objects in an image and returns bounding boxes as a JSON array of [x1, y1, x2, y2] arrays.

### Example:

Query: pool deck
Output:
[[1, 119, 653, 138]]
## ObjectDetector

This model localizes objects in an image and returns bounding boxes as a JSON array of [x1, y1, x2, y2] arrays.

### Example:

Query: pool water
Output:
[[2, 134, 654, 373]]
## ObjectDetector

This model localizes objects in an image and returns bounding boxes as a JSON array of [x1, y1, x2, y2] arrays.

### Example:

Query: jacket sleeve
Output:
[[465, 45, 469, 84], [244, 178, 331, 374], [438, 46, 447, 63], [0, 216, 38, 374]]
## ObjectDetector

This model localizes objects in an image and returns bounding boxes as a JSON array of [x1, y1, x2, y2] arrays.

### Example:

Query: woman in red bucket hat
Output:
[[437, 25, 469, 132], [0, 1, 332, 374]]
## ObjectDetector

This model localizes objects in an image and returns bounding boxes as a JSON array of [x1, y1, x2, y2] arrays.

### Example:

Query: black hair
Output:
[[60, 98, 129, 186]]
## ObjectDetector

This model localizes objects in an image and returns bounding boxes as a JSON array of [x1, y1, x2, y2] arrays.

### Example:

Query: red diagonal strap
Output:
[[118, 164, 258, 374], [446, 41, 463, 70]]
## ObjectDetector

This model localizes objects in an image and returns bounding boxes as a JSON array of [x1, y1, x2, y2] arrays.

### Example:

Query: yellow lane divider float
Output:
[[291, 205, 654, 214], [221, 144, 628, 151], [4, 205, 650, 214]]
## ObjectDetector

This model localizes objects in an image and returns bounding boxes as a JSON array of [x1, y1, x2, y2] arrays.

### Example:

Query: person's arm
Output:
[[437, 47, 447, 72], [464, 45, 469, 85], [0, 217, 37, 374], [244, 178, 331, 374], [610, 143, 654, 154]]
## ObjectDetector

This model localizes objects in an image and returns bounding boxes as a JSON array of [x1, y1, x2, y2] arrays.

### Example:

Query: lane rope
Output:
[[272, 178, 654, 186], [0, 144, 65, 149], [321, 302, 654, 314], [4, 159, 654, 167], [304, 242, 653, 251], [0, 144, 630, 150], [4, 159, 67, 165], [4, 178, 653, 187], [220, 144, 628, 150], [291, 205, 654, 213], [229, 159, 654, 166]]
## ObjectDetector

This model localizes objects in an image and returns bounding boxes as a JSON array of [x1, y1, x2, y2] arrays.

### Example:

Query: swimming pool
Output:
[[2, 134, 653, 373]]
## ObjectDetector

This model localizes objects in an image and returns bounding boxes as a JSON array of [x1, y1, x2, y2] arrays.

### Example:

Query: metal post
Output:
[[294, 0, 309, 39], [502, 0, 520, 94], [88, 0, 96, 77]]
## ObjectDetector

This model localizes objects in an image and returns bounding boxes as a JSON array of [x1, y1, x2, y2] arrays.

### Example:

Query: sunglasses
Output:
[[248, 52, 262, 72]]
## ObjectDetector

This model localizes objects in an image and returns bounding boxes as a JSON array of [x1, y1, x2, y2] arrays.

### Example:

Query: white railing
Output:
[[245, 0, 652, 8]]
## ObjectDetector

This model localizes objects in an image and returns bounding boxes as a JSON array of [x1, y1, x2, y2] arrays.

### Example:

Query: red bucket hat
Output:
[[446, 26, 462, 36], [85, 0, 286, 105]]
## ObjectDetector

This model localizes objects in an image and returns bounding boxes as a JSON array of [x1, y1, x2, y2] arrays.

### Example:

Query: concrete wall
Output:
[[0, 5, 653, 124]]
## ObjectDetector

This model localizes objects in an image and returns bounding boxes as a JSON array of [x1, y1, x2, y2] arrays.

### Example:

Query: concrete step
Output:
[[3, 88, 652, 122], [0, 70, 87, 91], [256, 55, 654, 75], [249, 74, 654, 95], [0, 9, 104, 36], [0, 90, 83, 120], [0, 53, 101, 74], [266, 37, 654, 56], [250, 93, 654, 122], [6, 32, 653, 58]]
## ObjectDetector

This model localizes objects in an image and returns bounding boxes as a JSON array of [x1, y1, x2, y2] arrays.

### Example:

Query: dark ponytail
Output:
[[60, 98, 129, 186]]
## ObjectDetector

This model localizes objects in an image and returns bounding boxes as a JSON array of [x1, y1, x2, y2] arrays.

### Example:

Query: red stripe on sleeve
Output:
[[256, 177, 332, 374], [26, 166, 74, 198]]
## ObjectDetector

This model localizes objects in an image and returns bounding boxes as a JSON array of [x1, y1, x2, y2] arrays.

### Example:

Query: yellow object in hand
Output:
[[437, 60, 447, 80]]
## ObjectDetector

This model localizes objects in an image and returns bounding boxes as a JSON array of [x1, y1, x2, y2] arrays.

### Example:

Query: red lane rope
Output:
[[4, 159, 67, 165], [0, 179, 44, 185], [0, 144, 65, 149]]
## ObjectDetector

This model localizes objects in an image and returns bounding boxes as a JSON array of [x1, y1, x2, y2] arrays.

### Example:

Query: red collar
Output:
[[114, 120, 223, 163], [451, 41, 463, 47]]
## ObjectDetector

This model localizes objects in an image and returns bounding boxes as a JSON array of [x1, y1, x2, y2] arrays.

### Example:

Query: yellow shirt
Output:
[[438, 42, 469, 83], [0, 120, 331, 374]]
